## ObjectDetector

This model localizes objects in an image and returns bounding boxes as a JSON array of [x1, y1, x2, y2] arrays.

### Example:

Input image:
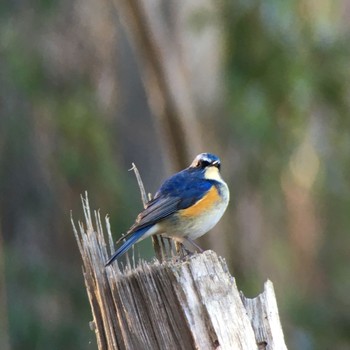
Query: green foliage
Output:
[[2, 0, 350, 349]]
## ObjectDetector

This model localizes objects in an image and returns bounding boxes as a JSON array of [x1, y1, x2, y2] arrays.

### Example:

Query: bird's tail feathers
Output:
[[105, 227, 149, 266]]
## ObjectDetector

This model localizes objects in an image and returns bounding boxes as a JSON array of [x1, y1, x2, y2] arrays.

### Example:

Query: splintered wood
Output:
[[72, 194, 288, 350]]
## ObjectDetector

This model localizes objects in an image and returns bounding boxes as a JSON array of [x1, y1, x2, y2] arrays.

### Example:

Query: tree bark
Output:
[[72, 193, 288, 350]]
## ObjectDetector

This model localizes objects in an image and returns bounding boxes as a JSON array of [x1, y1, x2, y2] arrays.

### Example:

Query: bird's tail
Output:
[[105, 227, 149, 266]]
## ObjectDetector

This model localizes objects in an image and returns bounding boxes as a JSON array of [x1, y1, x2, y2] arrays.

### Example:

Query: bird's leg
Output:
[[184, 238, 204, 253]]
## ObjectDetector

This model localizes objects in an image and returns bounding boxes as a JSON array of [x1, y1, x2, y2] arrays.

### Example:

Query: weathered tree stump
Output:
[[72, 194, 287, 350]]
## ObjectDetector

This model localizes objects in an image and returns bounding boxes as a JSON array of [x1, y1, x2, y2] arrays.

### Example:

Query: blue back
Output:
[[155, 168, 212, 208]]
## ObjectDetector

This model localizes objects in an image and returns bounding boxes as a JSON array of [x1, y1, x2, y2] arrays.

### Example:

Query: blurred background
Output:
[[1, 0, 350, 349]]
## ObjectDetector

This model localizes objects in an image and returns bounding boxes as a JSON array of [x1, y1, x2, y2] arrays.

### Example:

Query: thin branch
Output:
[[129, 163, 164, 261], [129, 162, 149, 208]]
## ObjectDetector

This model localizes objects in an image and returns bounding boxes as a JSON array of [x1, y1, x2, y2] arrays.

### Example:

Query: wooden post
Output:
[[72, 194, 288, 350]]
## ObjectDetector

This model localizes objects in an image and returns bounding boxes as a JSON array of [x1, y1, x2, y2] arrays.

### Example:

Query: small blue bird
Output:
[[105, 153, 230, 266]]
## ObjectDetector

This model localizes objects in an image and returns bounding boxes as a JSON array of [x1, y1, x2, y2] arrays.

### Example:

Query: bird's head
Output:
[[189, 153, 222, 181]]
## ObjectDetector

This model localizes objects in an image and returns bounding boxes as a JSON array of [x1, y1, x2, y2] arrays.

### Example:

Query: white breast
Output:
[[161, 181, 230, 241], [188, 182, 229, 240]]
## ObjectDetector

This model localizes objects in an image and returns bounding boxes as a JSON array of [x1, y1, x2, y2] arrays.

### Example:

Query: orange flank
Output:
[[180, 186, 220, 217]]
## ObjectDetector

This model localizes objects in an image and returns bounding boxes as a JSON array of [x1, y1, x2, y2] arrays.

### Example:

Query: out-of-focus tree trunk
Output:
[[282, 131, 323, 294], [111, 0, 204, 172]]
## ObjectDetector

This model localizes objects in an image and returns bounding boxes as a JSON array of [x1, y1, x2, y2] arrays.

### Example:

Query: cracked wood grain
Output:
[[72, 194, 288, 350]]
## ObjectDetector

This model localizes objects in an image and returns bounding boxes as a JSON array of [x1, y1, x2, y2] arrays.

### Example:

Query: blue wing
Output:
[[105, 168, 212, 265], [128, 168, 212, 232]]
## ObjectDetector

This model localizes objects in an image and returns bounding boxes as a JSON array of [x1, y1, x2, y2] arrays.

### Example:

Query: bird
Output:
[[105, 153, 230, 266]]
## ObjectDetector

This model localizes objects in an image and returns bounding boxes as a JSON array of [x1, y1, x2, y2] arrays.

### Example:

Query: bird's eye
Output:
[[198, 160, 210, 168]]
